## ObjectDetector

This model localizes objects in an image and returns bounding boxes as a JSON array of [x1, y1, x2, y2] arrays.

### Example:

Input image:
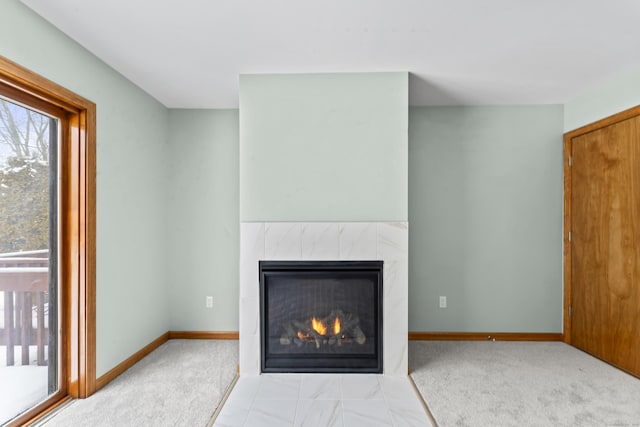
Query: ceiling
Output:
[[21, 0, 640, 109]]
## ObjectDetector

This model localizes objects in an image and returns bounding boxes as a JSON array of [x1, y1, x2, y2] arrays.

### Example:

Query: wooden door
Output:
[[569, 113, 640, 377]]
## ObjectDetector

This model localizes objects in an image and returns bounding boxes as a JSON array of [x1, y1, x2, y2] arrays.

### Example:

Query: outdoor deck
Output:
[[0, 250, 50, 425]]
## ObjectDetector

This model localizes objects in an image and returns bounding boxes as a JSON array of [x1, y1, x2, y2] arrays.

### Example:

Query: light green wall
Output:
[[1, 0, 572, 369], [239, 73, 408, 222], [1, 0, 170, 376], [173, 104, 565, 334], [408, 106, 564, 333], [167, 110, 239, 331], [564, 66, 640, 131]]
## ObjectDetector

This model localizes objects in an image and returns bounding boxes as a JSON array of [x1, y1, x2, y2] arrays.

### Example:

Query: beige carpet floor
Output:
[[43, 340, 238, 427], [38, 340, 640, 426], [409, 341, 640, 427]]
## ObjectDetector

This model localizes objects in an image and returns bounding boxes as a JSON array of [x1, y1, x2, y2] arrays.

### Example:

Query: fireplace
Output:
[[259, 260, 383, 373]]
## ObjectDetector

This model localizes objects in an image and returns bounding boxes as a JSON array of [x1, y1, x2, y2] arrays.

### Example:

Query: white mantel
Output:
[[239, 221, 408, 377]]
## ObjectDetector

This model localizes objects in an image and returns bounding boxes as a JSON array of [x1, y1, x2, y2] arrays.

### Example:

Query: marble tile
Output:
[[294, 399, 343, 427], [255, 375, 302, 400], [386, 398, 432, 427], [384, 325, 408, 377], [378, 376, 416, 401], [342, 399, 392, 427], [239, 296, 259, 337], [299, 374, 342, 400], [341, 375, 383, 400], [339, 223, 377, 260], [239, 333, 260, 376], [224, 376, 261, 410], [214, 376, 261, 426], [240, 222, 265, 299], [383, 258, 408, 377], [215, 374, 430, 427], [239, 221, 410, 377], [213, 403, 250, 427], [301, 223, 340, 260], [377, 222, 408, 261], [265, 222, 302, 260], [245, 398, 297, 427], [383, 260, 408, 312]]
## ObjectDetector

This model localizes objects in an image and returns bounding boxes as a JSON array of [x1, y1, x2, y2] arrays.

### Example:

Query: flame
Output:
[[334, 316, 341, 335], [311, 317, 327, 335]]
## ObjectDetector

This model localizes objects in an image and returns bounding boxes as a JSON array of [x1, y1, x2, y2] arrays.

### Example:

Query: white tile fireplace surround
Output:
[[239, 222, 408, 377], [220, 222, 430, 426]]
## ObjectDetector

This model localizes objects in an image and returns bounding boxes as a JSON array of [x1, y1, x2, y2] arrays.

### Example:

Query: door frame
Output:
[[563, 104, 640, 344], [0, 55, 96, 425]]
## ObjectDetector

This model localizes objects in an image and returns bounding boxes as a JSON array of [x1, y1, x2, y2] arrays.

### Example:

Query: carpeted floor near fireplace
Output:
[[410, 341, 640, 427], [39, 340, 238, 427], [36, 340, 640, 426]]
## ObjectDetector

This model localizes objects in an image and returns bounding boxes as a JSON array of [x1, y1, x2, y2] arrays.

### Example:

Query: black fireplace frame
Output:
[[259, 260, 383, 374]]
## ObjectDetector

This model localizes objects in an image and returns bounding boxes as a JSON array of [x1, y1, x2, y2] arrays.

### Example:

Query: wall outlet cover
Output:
[[439, 296, 447, 308]]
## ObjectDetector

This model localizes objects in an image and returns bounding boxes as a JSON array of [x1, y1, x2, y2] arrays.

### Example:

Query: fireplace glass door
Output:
[[260, 261, 382, 373]]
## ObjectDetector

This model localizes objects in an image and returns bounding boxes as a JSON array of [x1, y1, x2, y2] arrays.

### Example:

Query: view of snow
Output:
[[0, 84, 54, 426], [0, 140, 14, 165]]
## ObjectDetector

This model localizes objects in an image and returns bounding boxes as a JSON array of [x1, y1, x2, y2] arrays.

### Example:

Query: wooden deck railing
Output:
[[0, 250, 49, 366]]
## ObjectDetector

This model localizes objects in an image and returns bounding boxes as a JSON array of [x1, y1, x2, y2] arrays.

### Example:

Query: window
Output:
[[0, 55, 95, 426]]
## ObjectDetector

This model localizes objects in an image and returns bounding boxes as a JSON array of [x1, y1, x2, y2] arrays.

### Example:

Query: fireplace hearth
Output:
[[260, 260, 383, 373]]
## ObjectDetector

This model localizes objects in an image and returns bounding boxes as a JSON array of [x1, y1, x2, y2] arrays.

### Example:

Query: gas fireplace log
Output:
[[353, 326, 366, 345], [279, 310, 367, 347], [291, 320, 324, 348], [292, 320, 310, 332], [307, 327, 325, 349], [312, 335, 322, 349], [328, 311, 365, 345], [280, 323, 297, 345], [325, 310, 360, 331]]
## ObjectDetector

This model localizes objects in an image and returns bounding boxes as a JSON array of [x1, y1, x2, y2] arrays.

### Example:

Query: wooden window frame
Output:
[[0, 55, 96, 425]]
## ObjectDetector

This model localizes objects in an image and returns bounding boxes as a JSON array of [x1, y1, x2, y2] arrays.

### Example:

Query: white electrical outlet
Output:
[[206, 296, 213, 308], [439, 296, 447, 308]]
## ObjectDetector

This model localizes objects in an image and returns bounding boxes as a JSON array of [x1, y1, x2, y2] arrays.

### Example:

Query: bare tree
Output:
[[0, 98, 50, 161], [0, 98, 51, 252]]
